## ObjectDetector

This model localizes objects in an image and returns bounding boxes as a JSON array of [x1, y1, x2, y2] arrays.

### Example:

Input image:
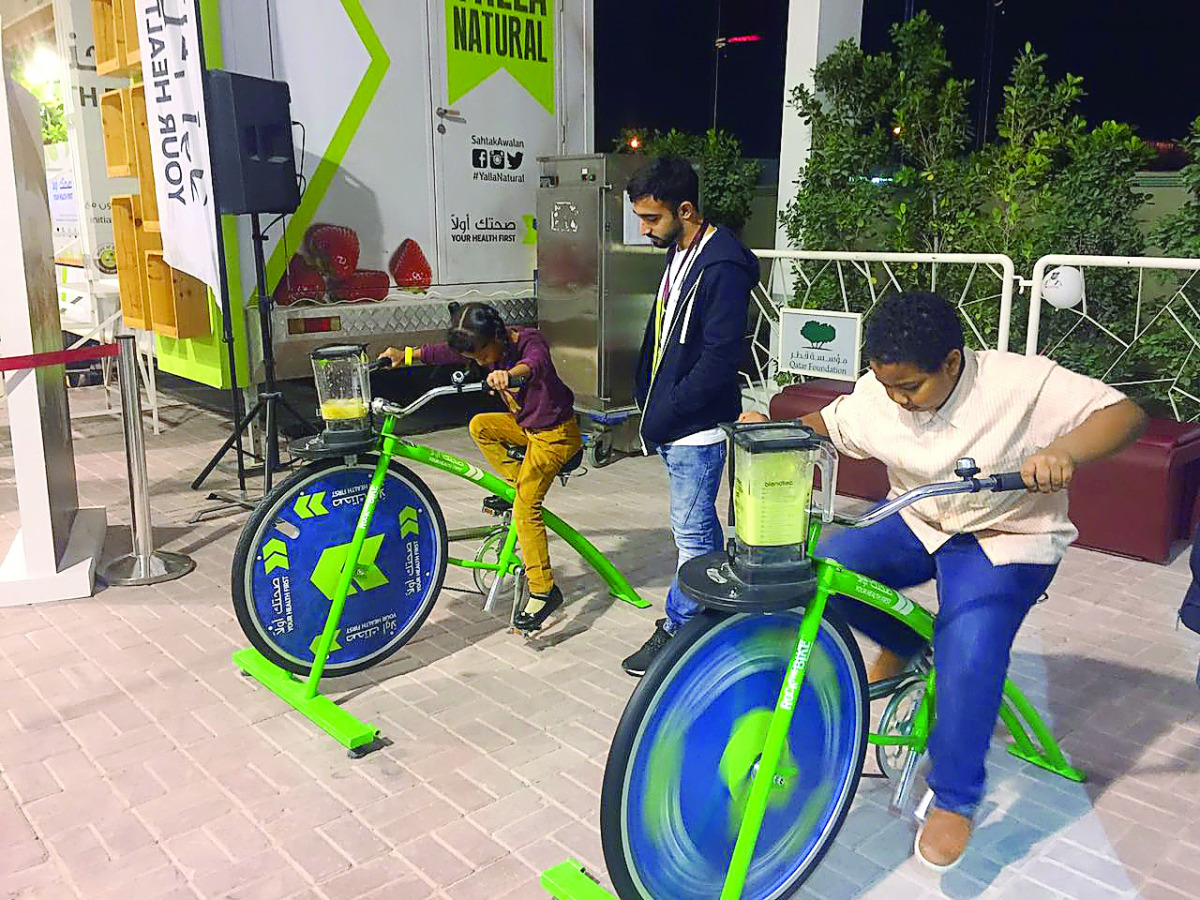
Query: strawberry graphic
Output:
[[389, 238, 432, 290], [304, 223, 360, 280], [272, 254, 326, 306], [329, 269, 390, 303]]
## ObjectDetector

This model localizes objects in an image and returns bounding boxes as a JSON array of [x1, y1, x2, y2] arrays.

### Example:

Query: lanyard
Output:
[[653, 221, 707, 374]]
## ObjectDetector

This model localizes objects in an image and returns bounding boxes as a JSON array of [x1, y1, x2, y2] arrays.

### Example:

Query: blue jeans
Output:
[[659, 442, 726, 633], [819, 514, 1057, 818]]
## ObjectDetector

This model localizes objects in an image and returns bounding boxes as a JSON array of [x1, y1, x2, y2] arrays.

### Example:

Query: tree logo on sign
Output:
[[801, 320, 837, 350]]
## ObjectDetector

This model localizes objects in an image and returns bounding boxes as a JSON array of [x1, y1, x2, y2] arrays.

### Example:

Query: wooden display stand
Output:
[[111, 194, 159, 330], [145, 252, 210, 339], [93, 3, 211, 340], [92, 0, 140, 77], [129, 85, 159, 230], [100, 88, 134, 177]]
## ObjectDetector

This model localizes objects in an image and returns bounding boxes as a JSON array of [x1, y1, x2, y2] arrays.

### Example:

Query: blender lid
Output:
[[311, 343, 369, 360], [727, 421, 823, 454]]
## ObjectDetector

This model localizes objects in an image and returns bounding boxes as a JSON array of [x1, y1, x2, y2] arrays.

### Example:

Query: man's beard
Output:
[[647, 216, 684, 249]]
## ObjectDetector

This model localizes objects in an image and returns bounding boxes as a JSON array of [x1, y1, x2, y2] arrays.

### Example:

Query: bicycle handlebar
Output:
[[835, 469, 1027, 529], [369, 369, 526, 421]]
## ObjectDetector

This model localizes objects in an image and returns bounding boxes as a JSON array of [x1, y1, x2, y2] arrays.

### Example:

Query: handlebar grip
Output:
[[990, 472, 1028, 492], [369, 357, 392, 373], [507, 374, 527, 388]]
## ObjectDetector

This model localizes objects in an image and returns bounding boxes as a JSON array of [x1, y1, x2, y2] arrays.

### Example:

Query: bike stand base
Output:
[[541, 860, 617, 900], [234, 648, 379, 753], [1006, 744, 1086, 782]]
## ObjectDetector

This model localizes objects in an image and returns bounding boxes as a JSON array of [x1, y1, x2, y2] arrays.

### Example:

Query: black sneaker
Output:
[[483, 495, 513, 517], [514, 585, 563, 634], [622, 619, 674, 677]]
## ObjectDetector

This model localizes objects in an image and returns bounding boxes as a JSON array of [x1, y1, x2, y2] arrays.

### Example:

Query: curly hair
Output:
[[862, 292, 965, 373]]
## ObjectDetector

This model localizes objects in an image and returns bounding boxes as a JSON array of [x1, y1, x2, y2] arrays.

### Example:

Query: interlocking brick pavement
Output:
[[1, 388, 1198, 898]]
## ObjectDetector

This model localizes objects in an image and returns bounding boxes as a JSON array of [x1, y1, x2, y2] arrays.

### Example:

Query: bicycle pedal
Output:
[[482, 496, 513, 517]]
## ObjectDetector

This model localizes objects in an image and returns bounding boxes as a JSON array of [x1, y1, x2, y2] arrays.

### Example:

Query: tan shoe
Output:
[[867, 648, 909, 684], [915, 807, 972, 870]]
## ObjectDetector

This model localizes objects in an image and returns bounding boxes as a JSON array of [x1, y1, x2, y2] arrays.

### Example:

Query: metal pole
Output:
[[711, 0, 723, 131], [100, 336, 195, 586]]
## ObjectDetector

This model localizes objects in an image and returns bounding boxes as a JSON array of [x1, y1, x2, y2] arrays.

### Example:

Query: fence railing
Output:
[[744, 249, 1017, 409], [1026, 254, 1200, 422]]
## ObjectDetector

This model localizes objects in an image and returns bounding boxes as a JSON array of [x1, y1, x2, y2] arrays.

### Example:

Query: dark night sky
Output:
[[594, 0, 1200, 160]]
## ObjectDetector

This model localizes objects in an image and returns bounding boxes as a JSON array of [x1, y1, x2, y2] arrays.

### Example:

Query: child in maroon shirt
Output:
[[381, 302, 580, 632]]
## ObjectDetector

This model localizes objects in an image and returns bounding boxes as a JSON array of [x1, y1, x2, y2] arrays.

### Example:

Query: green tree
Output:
[[616, 127, 762, 232], [1151, 117, 1200, 257]]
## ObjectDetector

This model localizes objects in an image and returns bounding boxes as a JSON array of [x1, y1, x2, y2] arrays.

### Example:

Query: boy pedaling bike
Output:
[[381, 301, 582, 633], [742, 292, 1146, 870]]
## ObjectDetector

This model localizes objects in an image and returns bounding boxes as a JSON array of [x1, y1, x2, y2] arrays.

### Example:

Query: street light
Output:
[[712, 1, 764, 134]]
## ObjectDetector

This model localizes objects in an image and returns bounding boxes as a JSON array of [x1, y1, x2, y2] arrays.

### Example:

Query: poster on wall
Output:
[[433, 0, 556, 284], [253, 0, 440, 305], [133, 0, 221, 292], [219, 0, 569, 305]]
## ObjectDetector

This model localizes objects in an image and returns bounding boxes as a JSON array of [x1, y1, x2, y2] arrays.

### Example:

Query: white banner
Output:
[[134, 0, 220, 291]]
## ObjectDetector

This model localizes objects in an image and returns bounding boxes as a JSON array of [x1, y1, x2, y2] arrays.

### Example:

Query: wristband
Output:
[[404, 346, 413, 366]]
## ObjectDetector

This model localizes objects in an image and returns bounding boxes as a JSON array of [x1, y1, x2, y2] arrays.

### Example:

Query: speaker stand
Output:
[[190, 212, 314, 514]]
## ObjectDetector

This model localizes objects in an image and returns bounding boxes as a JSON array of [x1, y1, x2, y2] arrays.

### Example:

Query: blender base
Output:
[[679, 551, 818, 614], [292, 432, 376, 460]]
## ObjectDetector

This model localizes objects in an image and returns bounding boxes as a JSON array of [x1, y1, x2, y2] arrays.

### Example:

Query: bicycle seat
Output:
[[506, 445, 585, 476]]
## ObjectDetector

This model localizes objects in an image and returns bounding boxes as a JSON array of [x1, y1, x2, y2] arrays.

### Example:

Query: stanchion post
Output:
[[100, 336, 196, 586]]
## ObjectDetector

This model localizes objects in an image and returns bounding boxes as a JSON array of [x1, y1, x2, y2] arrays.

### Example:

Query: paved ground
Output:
[[1, 386, 1199, 900]]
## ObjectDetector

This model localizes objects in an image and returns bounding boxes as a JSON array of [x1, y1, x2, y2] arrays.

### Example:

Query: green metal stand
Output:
[[542, 860, 618, 900], [234, 648, 379, 752]]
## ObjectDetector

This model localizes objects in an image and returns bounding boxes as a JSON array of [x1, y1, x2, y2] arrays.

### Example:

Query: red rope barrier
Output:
[[0, 343, 120, 373]]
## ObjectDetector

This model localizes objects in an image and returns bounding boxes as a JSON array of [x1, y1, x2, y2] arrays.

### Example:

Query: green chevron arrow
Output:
[[263, 538, 289, 574], [309, 534, 388, 601], [399, 506, 420, 538], [293, 491, 329, 519], [310, 630, 342, 655]]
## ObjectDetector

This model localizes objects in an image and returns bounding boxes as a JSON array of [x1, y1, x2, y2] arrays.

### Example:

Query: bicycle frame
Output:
[[305, 411, 650, 688]]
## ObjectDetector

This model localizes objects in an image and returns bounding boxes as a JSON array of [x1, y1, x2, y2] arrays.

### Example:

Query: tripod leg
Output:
[[264, 393, 278, 494], [191, 399, 266, 490]]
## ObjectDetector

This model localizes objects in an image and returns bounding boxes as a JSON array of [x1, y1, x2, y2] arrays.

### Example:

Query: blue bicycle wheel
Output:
[[601, 609, 868, 900], [231, 457, 447, 677]]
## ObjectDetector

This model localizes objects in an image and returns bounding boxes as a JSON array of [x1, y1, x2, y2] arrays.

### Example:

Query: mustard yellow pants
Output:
[[468, 412, 582, 595]]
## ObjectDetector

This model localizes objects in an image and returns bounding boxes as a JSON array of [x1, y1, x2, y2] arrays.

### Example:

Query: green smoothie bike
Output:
[[543, 421, 1084, 900], [230, 349, 647, 754]]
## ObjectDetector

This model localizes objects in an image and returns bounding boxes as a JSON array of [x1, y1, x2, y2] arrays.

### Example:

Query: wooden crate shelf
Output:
[[144, 252, 211, 339], [91, 0, 122, 75], [111, 194, 161, 331], [100, 88, 134, 178], [92, 0, 140, 76], [121, 0, 140, 68], [129, 85, 159, 229]]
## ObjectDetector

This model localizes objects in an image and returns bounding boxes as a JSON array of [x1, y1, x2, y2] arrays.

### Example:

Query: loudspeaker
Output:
[[205, 69, 301, 216]]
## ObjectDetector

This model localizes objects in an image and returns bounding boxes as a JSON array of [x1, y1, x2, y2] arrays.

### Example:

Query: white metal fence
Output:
[[1026, 254, 1200, 422], [743, 249, 1017, 409]]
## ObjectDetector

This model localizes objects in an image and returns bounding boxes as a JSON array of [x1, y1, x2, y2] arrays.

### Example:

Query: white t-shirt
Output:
[[656, 227, 724, 447], [821, 348, 1128, 566]]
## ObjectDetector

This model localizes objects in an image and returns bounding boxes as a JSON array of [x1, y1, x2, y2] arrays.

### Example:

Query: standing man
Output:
[[620, 157, 758, 676]]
